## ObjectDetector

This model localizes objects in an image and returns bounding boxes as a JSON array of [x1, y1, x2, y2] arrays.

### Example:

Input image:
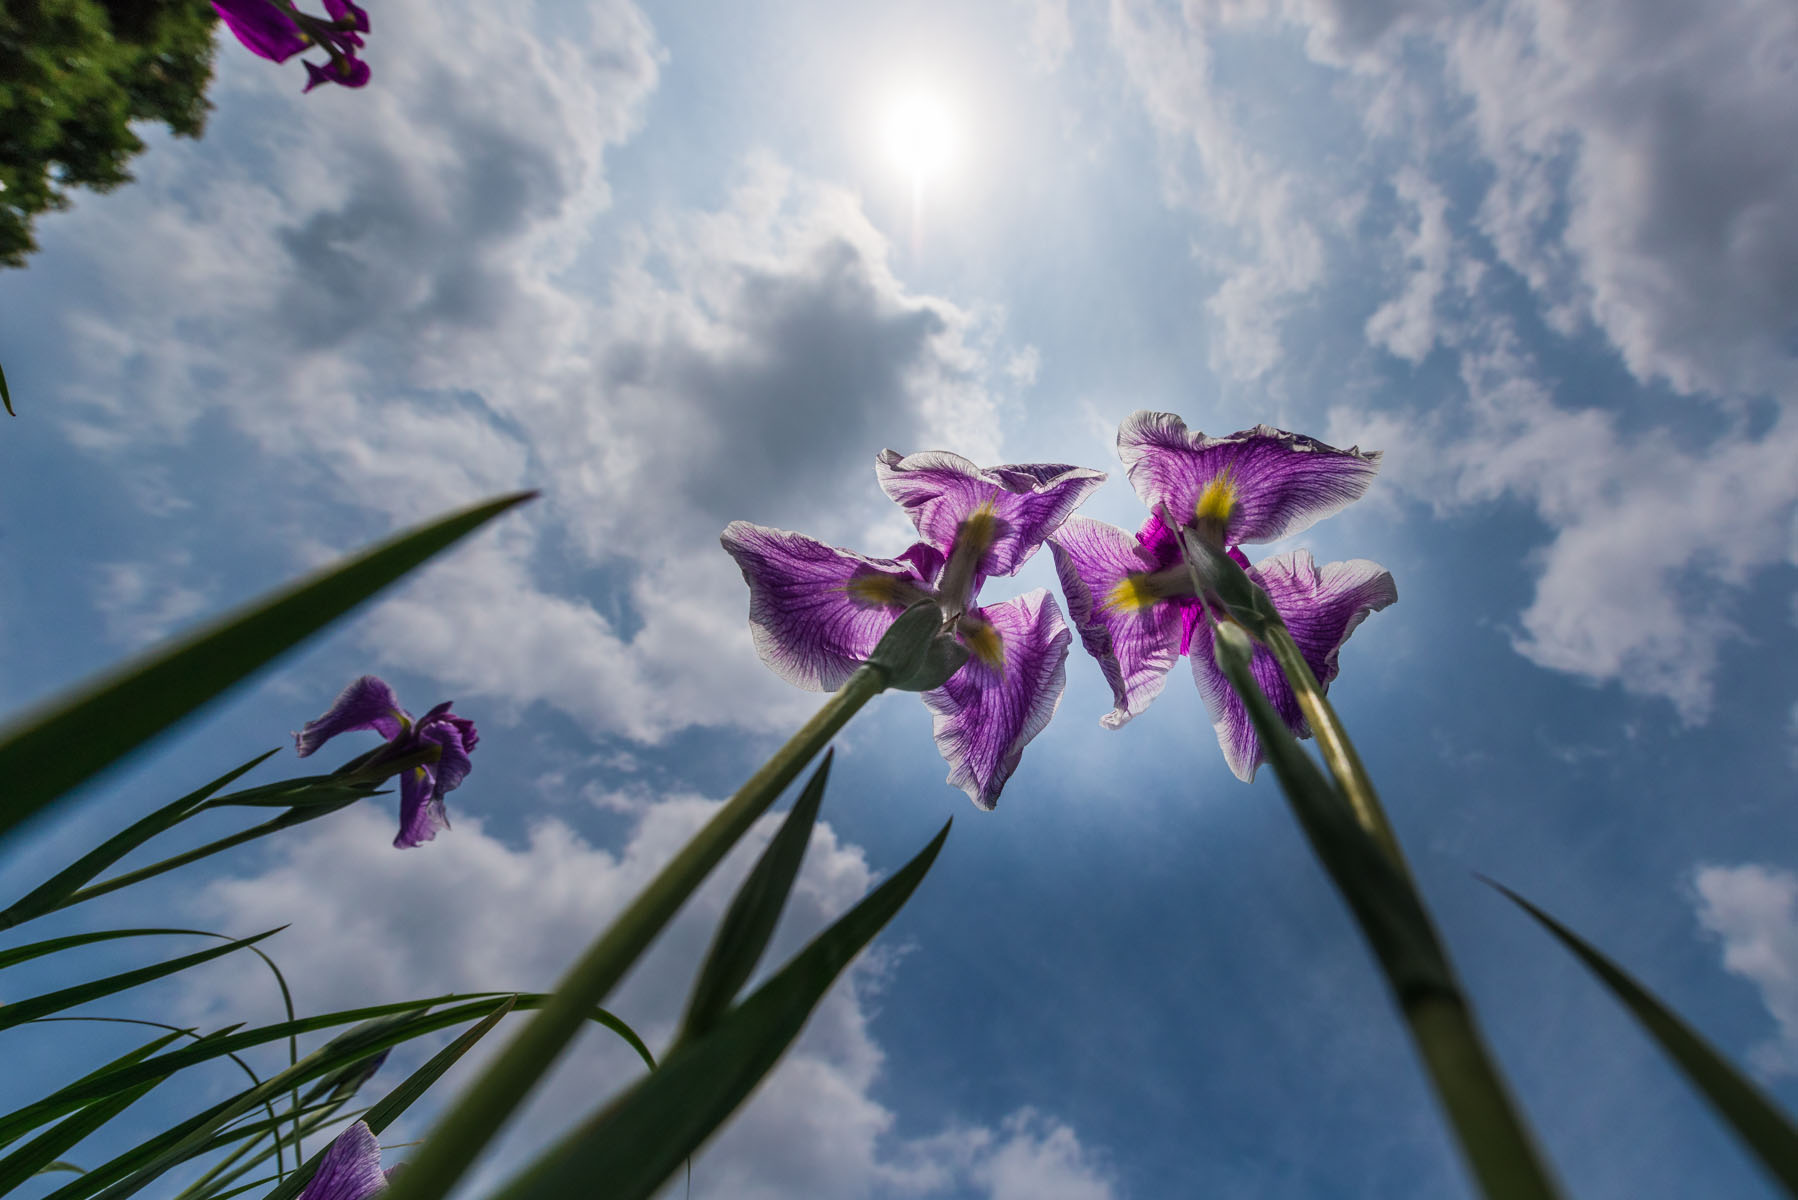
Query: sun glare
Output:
[[883, 91, 957, 184]]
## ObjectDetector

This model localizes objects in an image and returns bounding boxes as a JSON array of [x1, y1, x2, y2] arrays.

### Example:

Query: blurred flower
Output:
[[723, 451, 1103, 809], [298, 1121, 388, 1200], [1051, 413, 1393, 779], [295, 675, 477, 848], [212, 0, 371, 92]]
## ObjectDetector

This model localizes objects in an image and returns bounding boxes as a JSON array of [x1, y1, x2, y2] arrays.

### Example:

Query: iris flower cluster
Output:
[[725, 413, 1394, 804], [213, 0, 372, 92]]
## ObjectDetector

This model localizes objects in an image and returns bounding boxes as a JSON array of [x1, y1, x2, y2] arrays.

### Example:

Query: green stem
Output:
[[1262, 624, 1409, 873], [1210, 622, 1561, 1200], [383, 664, 891, 1200]]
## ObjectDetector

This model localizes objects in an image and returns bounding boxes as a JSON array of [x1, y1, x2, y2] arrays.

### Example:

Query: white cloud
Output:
[[40, 1, 1024, 746], [1107, 0, 1327, 381], [1112, 0, 1798, 718], [93, 553, 212, 649], [1015, 0, 1075, 73], [1332, 326, 1798, 721], [179, 799, 1116, 1198], [1362, 166, 1456, 364], [1693, 864, 1798, 1076]]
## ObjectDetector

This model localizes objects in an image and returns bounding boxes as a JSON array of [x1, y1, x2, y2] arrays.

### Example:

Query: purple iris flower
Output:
[[294, 676, 477, 848], [1050, 412, 1395, 780], [298, 1121, 389, 1200], [722, 451, 1104, 809], [212, 0, 371, 92]]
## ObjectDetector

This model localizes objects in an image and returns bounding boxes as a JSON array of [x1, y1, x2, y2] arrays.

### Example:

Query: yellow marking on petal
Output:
[[1101, 573, 1159, 613], [845, 573, 906, 606], [958, 497, 1002, 555], [1194, 471, 1237, 527], [960, 619, 1005, 670]]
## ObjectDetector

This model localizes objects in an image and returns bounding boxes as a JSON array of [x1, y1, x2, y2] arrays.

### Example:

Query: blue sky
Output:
[[2, 0, 1797, 1196]]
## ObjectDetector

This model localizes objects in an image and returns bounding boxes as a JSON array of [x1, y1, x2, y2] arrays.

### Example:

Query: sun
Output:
[[883, 91, 957, 185]]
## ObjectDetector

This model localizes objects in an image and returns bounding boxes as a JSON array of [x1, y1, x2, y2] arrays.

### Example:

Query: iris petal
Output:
[[211, 0, 308, 63], [721, 521, 935, 692], [1189, 550, 1397, 781], [875, 450, 1104, 577], [295, 676, 407, 757], [1049, 517, 1186, 729], [1119, 412, 1381, 545], [298, 1121, 386, 1200], [921, 589, 1070, 810]]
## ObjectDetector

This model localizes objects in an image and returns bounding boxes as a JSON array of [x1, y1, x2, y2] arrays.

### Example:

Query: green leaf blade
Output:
[[679, 751, 832, 1041], [0, 491, 535, 843], [489, 818, 951, 1200], [1492, 881, 1798, 1196]]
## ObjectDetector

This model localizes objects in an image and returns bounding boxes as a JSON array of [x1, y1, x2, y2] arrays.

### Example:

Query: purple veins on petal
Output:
[[395, 766, 450, 850], [875, 450, 1105, 579], [922, 589, 1071, 810], [212, 0, 309, 63], [299, 1121, 387, 1200], [1190, 550, 1397, 782], [721, 520, 936, 692], [295, 676, 407, 757], [1049, 517, 1190, 730], [1118, 411, 1381, 547]]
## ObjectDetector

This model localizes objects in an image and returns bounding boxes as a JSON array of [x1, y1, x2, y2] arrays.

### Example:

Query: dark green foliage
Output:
[[0, 0, 219, 267]]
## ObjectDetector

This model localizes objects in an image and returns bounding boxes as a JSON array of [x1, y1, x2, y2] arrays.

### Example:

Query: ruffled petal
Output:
[[417, 707, 475, 796], [1253, 550, 1398, 689], [920, 589, 1070, 810], [394, 765, 449, 850], [298, 1121, 387, 1200], [721, 521, 934, 692], [875, 450, 1104, 577], [1119, 412, 1381, 545], [295, 676, 406, 757], [211, 0, 308, 62], [1188, 551, 1396, 781], [1049, 518, 1185, 729]]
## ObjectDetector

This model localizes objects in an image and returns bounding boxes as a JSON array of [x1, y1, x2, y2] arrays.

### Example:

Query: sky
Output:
[[2, 0, 1797, 1196]]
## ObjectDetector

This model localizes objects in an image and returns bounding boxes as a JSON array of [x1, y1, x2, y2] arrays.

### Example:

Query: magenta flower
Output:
[[212, 0, 371, 92], [298, 1121, 388, 1199], [723, 451, 1104, 809], [294, 676, 477, 848], [1051, 413, 1394, 780]]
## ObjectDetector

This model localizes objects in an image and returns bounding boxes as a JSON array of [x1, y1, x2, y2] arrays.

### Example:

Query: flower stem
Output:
[[1209, 621, 1562, 1200], [382, 663, 892, 1200], [1262, 624, 1409, 872]]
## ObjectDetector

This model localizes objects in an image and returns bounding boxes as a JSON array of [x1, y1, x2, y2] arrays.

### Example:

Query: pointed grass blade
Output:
[[0, 1081, 163, 1194], [258, 997, 523, 1200], [0, 491, 536, 843], [1490, 881, 1798, 1197], [679, 752, 833, 1041], [381, 667, 891, 1200], [0, 929, 284, 1031], [1, 362, 12, 416], [0, 994, 644, 1147], [0, 752, 279, 931], [0, 927, 245, 972], [489, 819, 951, 1200]]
